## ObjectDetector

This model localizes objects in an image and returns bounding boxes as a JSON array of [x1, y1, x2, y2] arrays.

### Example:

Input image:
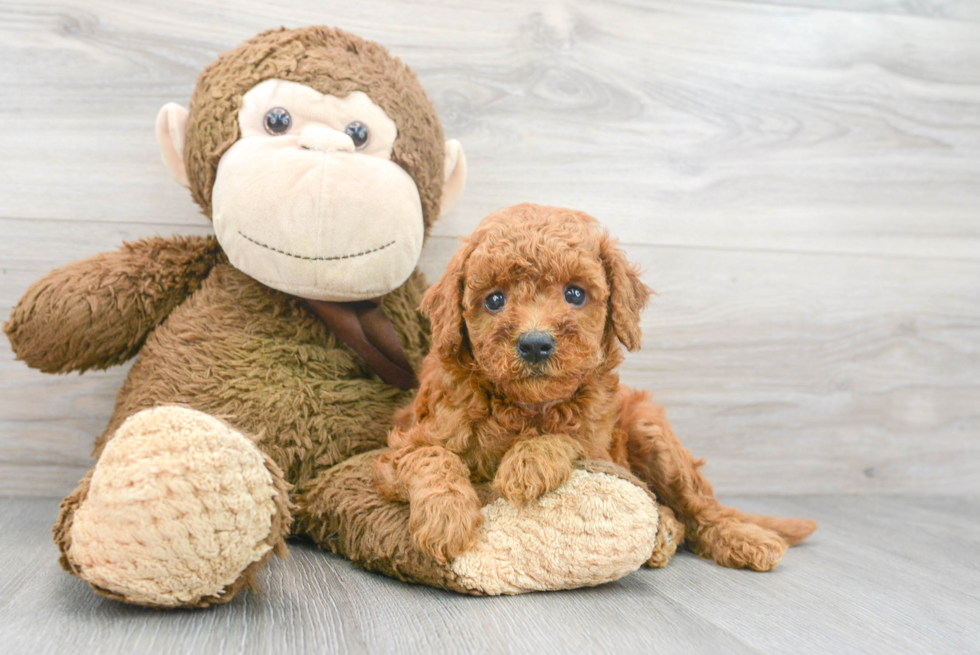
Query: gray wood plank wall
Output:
[[1, 0, 978, 497]]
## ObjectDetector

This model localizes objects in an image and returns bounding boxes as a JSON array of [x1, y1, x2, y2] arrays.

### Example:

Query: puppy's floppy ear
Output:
[[420, 240, 476, 362], [599, 234, 652, 352]]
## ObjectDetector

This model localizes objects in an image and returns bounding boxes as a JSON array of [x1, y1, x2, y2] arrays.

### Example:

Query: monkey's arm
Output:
[[5, 235, 223, 373]]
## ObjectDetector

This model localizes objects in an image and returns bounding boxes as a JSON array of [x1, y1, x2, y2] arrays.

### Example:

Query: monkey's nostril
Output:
[[517, 331, 555, 364]]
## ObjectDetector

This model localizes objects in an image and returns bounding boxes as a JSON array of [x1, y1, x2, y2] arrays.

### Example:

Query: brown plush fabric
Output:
[[5, 235, 223, 373], [90, 260, 430, 476], [8, 237, 430, 483], [184, 26, 446, 232]]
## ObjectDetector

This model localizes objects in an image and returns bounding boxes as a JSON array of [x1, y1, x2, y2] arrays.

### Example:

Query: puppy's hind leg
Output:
[[619, 389, 815, 571]]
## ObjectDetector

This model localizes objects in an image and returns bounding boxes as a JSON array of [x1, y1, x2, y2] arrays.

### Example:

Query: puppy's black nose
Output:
[[517, 331, 555, 364]]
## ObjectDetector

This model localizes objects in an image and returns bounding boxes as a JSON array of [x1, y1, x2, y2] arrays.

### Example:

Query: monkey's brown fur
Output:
[[4, 27, 444, 606], [375, 204, 816, 570]]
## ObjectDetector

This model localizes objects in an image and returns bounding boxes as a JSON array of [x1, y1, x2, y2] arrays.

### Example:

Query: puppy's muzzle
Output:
[[517, 331, 555, 365]]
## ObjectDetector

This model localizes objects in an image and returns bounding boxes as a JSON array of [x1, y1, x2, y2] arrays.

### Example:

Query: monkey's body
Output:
[[5, 235, 428, 606], [93, 255, 428, 478]]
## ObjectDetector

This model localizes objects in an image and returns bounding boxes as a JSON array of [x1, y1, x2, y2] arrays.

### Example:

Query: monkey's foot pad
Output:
[[450, 467, 662, 594], [67, 406, 279, 607]]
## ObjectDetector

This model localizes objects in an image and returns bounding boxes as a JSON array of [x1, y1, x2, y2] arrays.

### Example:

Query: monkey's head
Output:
[[156, 27, 466, 301]]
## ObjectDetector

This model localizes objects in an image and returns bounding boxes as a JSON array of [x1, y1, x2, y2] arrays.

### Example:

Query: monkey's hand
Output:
[[5, 235, 222, 373], [492, 434, 583, 506]]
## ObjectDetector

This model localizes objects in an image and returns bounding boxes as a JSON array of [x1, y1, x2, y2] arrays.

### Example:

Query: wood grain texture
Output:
[[1, 495, 977, 654], [1, 0, 978, 496]]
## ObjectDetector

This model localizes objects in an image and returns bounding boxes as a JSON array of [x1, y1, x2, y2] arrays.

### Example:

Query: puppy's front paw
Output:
[[492, 439, 576, 506], [693, 518, 787, 572], [410, 491, 484, 563]]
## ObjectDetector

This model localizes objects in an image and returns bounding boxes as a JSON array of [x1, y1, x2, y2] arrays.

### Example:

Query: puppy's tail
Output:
[[733, 511, 817, 546]]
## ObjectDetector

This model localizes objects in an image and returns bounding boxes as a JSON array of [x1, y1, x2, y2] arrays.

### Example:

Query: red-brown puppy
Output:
[[375, 203, 816, 570]]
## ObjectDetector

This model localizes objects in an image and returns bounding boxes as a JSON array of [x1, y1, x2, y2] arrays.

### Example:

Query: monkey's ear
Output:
[[600, 234, 652, 352], [420, 240, 475, 362], [439, 140, 467, 217], [155, 103, 190, 188]]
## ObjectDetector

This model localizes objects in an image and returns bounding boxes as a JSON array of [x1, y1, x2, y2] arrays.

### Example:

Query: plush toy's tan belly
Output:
[[95, 263, 427, 488]]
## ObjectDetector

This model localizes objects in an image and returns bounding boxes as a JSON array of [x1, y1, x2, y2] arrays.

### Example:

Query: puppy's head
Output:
[[421, 203, 651, 403]]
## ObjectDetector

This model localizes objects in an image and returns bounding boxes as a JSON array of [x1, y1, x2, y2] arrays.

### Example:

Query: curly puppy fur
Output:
[[375, 203, 816, 570]]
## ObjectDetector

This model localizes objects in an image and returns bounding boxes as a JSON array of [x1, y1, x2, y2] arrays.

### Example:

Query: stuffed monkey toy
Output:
[[5, 27, 678, 608]]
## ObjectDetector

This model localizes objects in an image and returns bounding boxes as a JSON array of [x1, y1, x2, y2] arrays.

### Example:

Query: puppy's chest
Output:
[[489, 404, 580, 437], [465, 402, 613, 474]]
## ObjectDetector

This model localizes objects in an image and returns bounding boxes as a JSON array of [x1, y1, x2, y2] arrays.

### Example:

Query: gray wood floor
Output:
[[1, 495, 977, 655]]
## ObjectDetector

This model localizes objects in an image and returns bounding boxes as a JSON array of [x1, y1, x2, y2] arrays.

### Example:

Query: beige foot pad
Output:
[[449, 469, 660, 594], [67, 406, 280, 607]]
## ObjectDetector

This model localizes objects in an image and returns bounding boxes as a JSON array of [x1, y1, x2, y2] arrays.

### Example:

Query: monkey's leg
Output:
[[296, 452, 667, 594], [54, 406, 292, 608], [621, 390, 816, 572]]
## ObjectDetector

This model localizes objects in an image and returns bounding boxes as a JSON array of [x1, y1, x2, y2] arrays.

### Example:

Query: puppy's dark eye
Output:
[[564, 285, 587, 306], [344, 121, 370, 149], [264, 107, 291, 135], [485, 291, 506, 313]]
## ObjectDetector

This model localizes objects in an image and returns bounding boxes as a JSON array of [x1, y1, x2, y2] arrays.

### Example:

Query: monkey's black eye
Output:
[[485, 291, 506, 313], [564, 285, 587, 306], [264, 107, 291, 135], [344, 121, 370, 149]]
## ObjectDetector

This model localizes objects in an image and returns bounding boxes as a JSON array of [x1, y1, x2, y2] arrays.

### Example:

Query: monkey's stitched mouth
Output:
[[238, 231, 395, 261]]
